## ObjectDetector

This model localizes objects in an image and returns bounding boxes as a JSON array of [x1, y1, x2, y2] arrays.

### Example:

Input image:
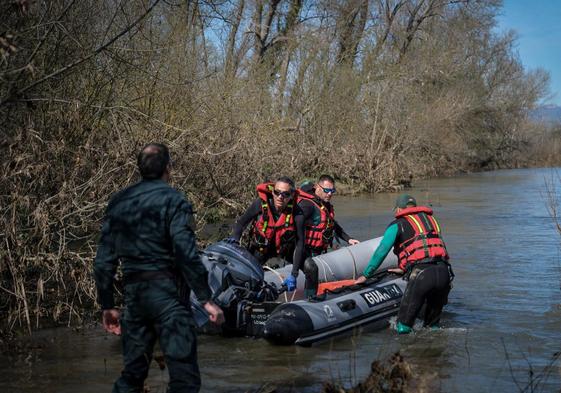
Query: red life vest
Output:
[[297, 189, 335, 251], [394, 206, 449, 270], [251, 182, 296, 255]]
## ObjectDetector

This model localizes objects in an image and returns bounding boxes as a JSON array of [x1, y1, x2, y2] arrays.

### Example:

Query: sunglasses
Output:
[[273, 189, 293, 198], [320, 187, 336, 194]]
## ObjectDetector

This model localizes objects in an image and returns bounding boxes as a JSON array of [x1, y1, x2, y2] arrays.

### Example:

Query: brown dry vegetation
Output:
[[321, 352, 415, 393], [0, 0, 555, 334]]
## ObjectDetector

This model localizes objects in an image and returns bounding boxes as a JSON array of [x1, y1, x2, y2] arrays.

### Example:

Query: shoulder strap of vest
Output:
[[426, 214, 441, 233], [404, 212, 438, 234], [283, 201, 294, 227], [256, 183, 274, 232], [260, 201, 270, 232], [402, 212, 442, 260]]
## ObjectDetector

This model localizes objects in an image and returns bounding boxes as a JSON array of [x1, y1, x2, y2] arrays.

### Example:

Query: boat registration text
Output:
[[360, 284, 403, 307]]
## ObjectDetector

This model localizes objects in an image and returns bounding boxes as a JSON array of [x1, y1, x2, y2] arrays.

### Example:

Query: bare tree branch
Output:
[[0, 0, 162, 107]]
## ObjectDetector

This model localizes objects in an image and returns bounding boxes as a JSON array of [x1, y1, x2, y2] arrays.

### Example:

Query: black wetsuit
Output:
[[298, 198, 353, 255], [232, 199, 306, 275], [297, 197, 354, 295], [363, 209, 452, 329], [398, 261, 451, 327]]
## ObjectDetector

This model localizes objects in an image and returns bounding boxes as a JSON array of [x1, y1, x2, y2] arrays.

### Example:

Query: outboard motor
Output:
[[191, 240, 281, 335]]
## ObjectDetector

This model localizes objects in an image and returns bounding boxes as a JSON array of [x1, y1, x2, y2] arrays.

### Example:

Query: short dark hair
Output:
[[318, 174, 335, 184], [275, 176, 295, 191], [137, 143, 170, 179]]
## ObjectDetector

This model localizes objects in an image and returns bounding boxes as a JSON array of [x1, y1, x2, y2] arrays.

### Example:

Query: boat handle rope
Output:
[[263, 265, 296, 303], [342, 247, 358, 279], [315, 256, 336, 283]]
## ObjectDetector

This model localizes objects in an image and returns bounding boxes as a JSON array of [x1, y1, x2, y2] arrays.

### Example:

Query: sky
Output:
[[496, 0, 561, 106]]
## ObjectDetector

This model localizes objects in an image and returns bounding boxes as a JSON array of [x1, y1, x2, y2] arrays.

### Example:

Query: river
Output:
[[2, 168, 561, 392]]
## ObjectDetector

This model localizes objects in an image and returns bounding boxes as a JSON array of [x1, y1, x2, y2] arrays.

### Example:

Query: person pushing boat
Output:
[[355, 194, 453, 334]]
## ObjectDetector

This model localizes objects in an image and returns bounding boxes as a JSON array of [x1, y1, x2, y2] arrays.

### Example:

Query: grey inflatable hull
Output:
[[264, 237, 398, 300], [262, 273, 406, 346], [193, 240, 405, 345]]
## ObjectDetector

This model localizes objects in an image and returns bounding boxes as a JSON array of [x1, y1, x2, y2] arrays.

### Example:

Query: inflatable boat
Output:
[[262, 273, 404, 345], [263, 237, 399, 301], [191, 239, 406, 346]]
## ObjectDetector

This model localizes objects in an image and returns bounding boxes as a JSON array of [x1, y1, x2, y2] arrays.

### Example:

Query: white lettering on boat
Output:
[[323, 305, 336, 321], [360, 284, 402, 307]]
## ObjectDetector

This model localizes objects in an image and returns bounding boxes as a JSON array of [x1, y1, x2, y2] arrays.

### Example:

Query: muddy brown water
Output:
[[1, 168, 561, 392]]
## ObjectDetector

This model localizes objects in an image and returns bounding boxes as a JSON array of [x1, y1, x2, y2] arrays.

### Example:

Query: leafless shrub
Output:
[[0, 0, 554, 334]]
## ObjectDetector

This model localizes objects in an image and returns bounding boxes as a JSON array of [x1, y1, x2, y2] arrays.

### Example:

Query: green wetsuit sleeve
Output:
[[363, 223, 398, 278]]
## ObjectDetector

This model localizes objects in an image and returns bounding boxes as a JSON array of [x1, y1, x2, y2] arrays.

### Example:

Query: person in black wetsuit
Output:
[[230, 176, 305, 292], [298, 175, 360, 254], [296, 175, 360, 297], [355, 194, 452, 334]]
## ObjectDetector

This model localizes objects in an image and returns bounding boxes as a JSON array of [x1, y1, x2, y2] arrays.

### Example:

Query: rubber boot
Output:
[[396, 322, 412, 334]]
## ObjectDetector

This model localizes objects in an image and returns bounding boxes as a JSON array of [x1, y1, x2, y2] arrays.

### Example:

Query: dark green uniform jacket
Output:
[[93, 179, 211, 309]]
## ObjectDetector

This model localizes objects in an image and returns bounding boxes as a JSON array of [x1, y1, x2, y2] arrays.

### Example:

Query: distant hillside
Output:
[[530, 105, 561, 124]]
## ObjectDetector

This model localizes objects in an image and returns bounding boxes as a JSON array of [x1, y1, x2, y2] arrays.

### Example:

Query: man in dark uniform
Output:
[[94, 143, 224, 393], [297, 175, 360, 297], [230, 176, 305, 292], [355, 194, 452, 334]]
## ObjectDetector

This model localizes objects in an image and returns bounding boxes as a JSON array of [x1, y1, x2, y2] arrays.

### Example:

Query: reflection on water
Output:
[[1, 168, 561, 392]]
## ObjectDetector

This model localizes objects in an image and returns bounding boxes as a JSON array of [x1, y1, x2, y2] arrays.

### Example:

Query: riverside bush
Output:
[[0, 0, 553, 333]]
